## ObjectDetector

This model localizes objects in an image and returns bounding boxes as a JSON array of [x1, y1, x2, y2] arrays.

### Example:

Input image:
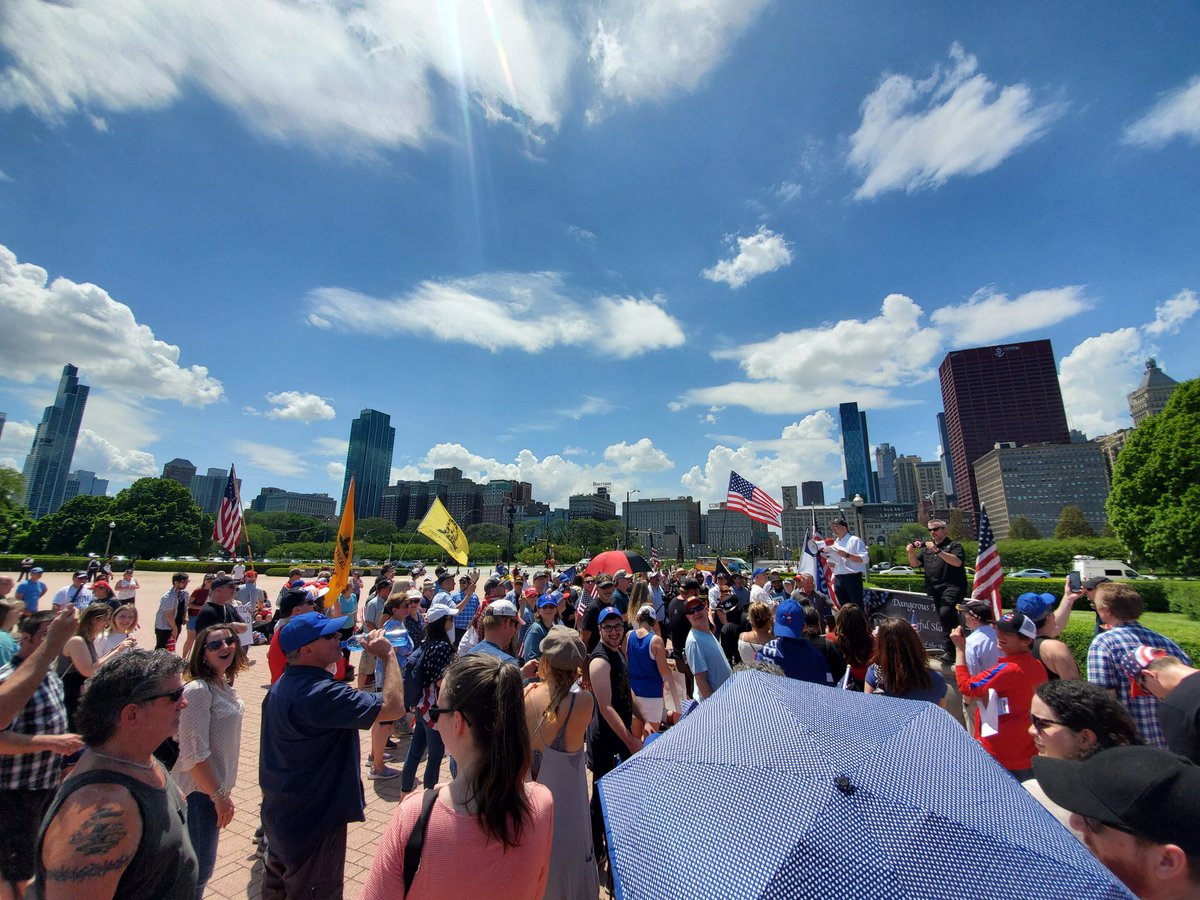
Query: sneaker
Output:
[[367, 766, 401, 780], [366, 751, 396, 764]]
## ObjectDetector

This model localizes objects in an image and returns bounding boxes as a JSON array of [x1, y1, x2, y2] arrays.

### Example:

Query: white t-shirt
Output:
[[749, 583, 772, 608], [829, 534, 868, 575], [114, 577, 138, 601]]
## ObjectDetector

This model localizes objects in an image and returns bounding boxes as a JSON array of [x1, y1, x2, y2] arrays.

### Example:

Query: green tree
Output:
[[1108, 378, 1200, 574], [890, 524, 929, 549], [19, 494, 116, 554], [244, 511, 326, 545], [1054, 505, 1096, 539], [87, 478, 210, 559], [355, 517, 400, 544], [1008, 516, 1042, 540], [0, 467, 32, 543], [465, 523, 509, 546]]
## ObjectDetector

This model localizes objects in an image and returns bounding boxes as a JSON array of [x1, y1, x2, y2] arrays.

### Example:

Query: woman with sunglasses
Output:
[[399, 605, 456, 794], [1023, 679, 1141, 834], [177, 625, 247, 898], [364, 653, 554, 900], [58, 604, 135, 726], [367, 594, 416, 780]]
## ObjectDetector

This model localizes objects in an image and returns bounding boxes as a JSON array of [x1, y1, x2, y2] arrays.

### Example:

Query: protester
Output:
[[685, 594, 734, 699], [37, 649, 198, 898], [177, 624, 247, 899], [57, 604, 136, 726], [626, 604, 680, 733], [907, 518, 968, 655], [266, 590, 318, 684], [0, 611, 83, 900], [761, 600, 833, 687], [1016, 592, 1081, 681], [1034, 746, 1200, 899], [193, 575, 251, 642], [14, 568, 46, 613], [801, 605, 846, 686], [1022, 679, 1141, 834], [451, 573, 481, 645], [523, 595, 560, 664], [1087, 583, 1192, 748], [712, 578, 746, 668], [791, 573, 831, 626], [748, 568, 772, 608], [610, 570, 633, 617], [0, 607, 76, 728], [363, 654, 554, 899], [865, 618, 946, 705], [589, 606, 643, 882], [578, 577, 617, 652], [113, 567, 139, 605], [1134, 651, 1200, 762], [400, 605, 456, 794], [826, 517, 868, 608], [522, 626, 598, 899], [259, 613, 403, 898], [358, 579, 392, 688], [51, 570, 93, 612], [467, 599, 523, 666], [180, 573, 215, 659], [367, 594, 416, 781], [737, 601, 774, 665], [0, 600, 19, 667], [958, 598, 999, 736], [156, 573, 191, 649], [952, 612, 1048, 778], [832, 604, 874, 691], [666, 578, 700, 698], [97, 603, 137, 656], [89, 580, 118, 610]]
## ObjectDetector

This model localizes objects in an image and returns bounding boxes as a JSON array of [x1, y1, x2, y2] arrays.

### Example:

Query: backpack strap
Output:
[[403, 787, 439, 894]]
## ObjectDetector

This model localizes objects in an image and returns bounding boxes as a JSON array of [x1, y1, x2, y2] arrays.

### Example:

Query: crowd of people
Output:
[[0, 537, 1198, 899]]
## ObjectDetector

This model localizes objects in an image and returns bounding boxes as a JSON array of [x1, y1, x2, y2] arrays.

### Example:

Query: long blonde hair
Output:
[[539, 660, 579, 725]]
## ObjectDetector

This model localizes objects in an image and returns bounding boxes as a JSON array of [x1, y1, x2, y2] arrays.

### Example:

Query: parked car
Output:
[[1010, 568, 1052, 579], [880, 565, 915, 574]]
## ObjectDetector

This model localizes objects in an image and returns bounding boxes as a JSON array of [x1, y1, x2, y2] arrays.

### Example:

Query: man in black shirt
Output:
[[667, 578, 701, 698], [907, 518, 968, 655], [579, 577, 617, 652], [193, 575, 250, 638]]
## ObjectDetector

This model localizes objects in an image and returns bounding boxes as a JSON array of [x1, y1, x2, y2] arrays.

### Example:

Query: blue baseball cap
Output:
[[774, 599, 804, 639], [598, 606, 622, 624], [1015, 591, 1056, 623], [752, 567, 769, 578], [537, 595, 559, 609], [278, 611, 349, 654]]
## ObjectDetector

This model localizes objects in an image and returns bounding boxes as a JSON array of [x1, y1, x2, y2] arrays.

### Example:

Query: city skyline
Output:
[[1, 6, 1198, 513]]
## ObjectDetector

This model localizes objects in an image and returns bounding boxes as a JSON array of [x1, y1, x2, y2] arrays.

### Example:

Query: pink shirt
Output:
[[363, 782, 554, 900]]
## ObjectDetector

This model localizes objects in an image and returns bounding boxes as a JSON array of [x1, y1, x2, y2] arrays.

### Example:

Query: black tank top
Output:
[[588, 641, 633, 748], [1031, 636, 1060, 681], [34, 766, 197, 900]]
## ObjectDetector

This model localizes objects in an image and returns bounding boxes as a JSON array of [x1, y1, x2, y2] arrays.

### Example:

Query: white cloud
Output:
[[313, 437, 349, 458], [848, 43, 1060, 199], [0, 0, 574, 155], [931, 285, 1091, 345], [264, 391, 336, 423], [681, 412, 842, 509], [701, 226, 794, 289], [774, 181, 803, 203], [1144, 289, 1199, 336], [0, 243, 224, 406], [1123, 75, 1200, 148], [561, 446, 587, 457], [306, 271, 685, 358], [233, 440, 309, 478], [562, 396, 617, 420], [681, 293, 942, 414], [585, 0, 770, 121], [0, 418, 35, 470], [1059, 291, 1199, 436], [327, 461, 346, 482], [566, 225, 596, 243], [74, 429, 157, 481], [603, 438, 674, 473]]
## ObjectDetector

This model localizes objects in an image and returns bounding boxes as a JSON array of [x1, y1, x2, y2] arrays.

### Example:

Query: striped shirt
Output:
[[0, 655, 70, 790], [1088, 622, 1192, 748]]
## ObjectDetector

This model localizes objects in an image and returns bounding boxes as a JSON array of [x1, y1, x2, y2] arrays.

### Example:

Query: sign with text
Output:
[[864, 587, 945, 653]]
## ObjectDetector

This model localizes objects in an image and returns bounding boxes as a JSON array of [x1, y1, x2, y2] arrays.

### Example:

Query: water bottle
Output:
[[384, 622, 412, 652], [910, 610, 919, 633], [341, 634, 363, 652]]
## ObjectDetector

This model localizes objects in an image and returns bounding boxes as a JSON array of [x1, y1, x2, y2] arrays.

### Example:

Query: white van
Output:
[[1072, 556, 1152, 581]]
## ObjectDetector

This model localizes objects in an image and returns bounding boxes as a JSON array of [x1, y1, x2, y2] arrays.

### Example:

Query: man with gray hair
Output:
[[36, 649, 198, 898], [907, 518, 967, 655]]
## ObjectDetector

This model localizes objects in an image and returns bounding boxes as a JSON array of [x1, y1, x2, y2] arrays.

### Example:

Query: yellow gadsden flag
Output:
[[325, 476, 355, 613], [417, 497, 469, 566]]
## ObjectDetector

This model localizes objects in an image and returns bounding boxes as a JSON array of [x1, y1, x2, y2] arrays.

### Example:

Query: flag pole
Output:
[[230, 464, 253, 566]]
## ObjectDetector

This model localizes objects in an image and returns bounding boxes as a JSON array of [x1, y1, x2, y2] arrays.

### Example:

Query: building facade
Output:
[[63, 469, 108, 501], [781, 486, 798, 510], [874, 443, 898, 503], [568, 486, 616, 520], [939, 340, 1070, 528], [381, 479, 448, 528], [626, 497, 701, 550], [1094, 429, 1132, 481], [800, 481, 825, 506], [1127, 358, 1179, 425], [482, 479, 533, 524], [972, 442, 1110, 540], [703, 504, 770, 554], [23, 364, 89, 519], [342, 409, 395, 521], [190, 467, 241, 515], [161, 458, 197, 488], [839, 401, 877, 503], [250, 487, 336, 518]]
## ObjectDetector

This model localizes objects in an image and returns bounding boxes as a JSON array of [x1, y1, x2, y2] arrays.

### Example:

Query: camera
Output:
[[910, 541, 926, 550]]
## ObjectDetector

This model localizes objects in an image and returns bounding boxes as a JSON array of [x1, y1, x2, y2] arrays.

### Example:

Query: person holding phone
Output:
[[907, 518, 968, 657]]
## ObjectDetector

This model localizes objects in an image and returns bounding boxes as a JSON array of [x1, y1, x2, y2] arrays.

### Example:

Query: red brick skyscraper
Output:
[[939, 340, 1070, 529]]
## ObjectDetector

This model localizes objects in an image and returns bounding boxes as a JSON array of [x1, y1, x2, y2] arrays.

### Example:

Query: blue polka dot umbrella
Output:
[[597, 670, 1134, 900]]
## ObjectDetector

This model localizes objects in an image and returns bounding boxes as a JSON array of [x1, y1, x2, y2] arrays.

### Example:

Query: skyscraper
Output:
[[781, 486, 798, 510], [190, 467, 240, 515], [161, 458, 197, 488], [800, 481, 825, 506], [936, 411, 957, 499], [839, 402, 877, 503], [874, 443, 898, 502], [23, 364, 89, 519], [1127, 358, 1178, 425], [342, 409, 395, 520], [939, 340, 1070, 526]]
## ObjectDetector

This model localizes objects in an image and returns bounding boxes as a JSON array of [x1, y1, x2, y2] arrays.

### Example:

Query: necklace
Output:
[[89, 749, 158, 772]]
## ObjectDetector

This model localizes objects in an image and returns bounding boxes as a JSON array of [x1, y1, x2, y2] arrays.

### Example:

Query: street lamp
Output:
[[104, 520, 116, 557], [624, 489, 640, 549], [7, 523, 17, 553], [852, 494, 865, 540]]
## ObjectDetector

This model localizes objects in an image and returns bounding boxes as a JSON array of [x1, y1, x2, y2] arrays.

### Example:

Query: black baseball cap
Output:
[[1033, 746, 1200, 855], [1082, 575, 1112, 591]]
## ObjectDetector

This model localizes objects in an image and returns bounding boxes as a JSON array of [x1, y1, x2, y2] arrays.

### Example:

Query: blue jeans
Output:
[[400, 714, 445, 791], [186, 791, 218, 899]]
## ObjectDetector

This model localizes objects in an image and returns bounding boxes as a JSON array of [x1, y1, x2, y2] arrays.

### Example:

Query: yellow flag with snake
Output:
[[417, 497, 469, 566]]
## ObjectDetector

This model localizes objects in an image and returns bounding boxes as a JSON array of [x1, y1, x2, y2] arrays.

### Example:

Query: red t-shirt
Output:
[[956, 651, 1047, 771]]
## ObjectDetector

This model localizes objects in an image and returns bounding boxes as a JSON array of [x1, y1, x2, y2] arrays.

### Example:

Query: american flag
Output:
[[803, 516, 839, 609], [212, 465, 243, 554], [971, 504, 1004, 620], [727, 471, 783, 527], [649, 534, 659, 571]]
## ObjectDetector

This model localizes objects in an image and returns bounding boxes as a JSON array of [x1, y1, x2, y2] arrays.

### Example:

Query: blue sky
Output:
[[1, 1, 1198, 516]]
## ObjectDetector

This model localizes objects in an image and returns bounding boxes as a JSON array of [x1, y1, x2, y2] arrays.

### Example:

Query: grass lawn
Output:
[[1061, 609, 1199, 670]]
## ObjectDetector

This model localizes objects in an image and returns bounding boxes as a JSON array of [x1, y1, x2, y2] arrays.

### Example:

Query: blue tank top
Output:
[[626, 630, 663, 698]]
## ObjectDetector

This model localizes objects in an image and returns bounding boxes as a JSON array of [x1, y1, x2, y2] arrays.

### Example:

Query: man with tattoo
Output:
[[0, 611, 83, 899], [35, 650, 198, 899]]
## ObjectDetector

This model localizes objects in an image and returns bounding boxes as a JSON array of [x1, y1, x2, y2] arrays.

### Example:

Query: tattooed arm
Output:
[[39, 782, 141, 900]]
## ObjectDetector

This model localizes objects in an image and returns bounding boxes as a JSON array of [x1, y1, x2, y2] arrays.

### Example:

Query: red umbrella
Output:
[[584, 550, 651, 577]]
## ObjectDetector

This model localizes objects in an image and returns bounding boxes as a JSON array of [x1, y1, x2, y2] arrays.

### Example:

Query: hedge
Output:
[[866, 574, 1179, 614]]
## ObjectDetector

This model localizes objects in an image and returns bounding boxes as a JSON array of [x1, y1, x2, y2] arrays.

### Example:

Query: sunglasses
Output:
[[136, 687, 186, 704], [599, 585, 614, 590], [428, 706, 470, 726], [686, 606, 707, 615], [1029, 712, 1064, 734], [1079, 815, 1144, 840], [204, 636, 239, 652]]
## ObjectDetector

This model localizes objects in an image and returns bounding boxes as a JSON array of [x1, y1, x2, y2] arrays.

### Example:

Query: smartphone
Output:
[[1067, 571, 1082, 592]]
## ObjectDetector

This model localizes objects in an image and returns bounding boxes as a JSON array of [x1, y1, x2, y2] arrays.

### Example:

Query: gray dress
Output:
[[531, 691, 601, 900]]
